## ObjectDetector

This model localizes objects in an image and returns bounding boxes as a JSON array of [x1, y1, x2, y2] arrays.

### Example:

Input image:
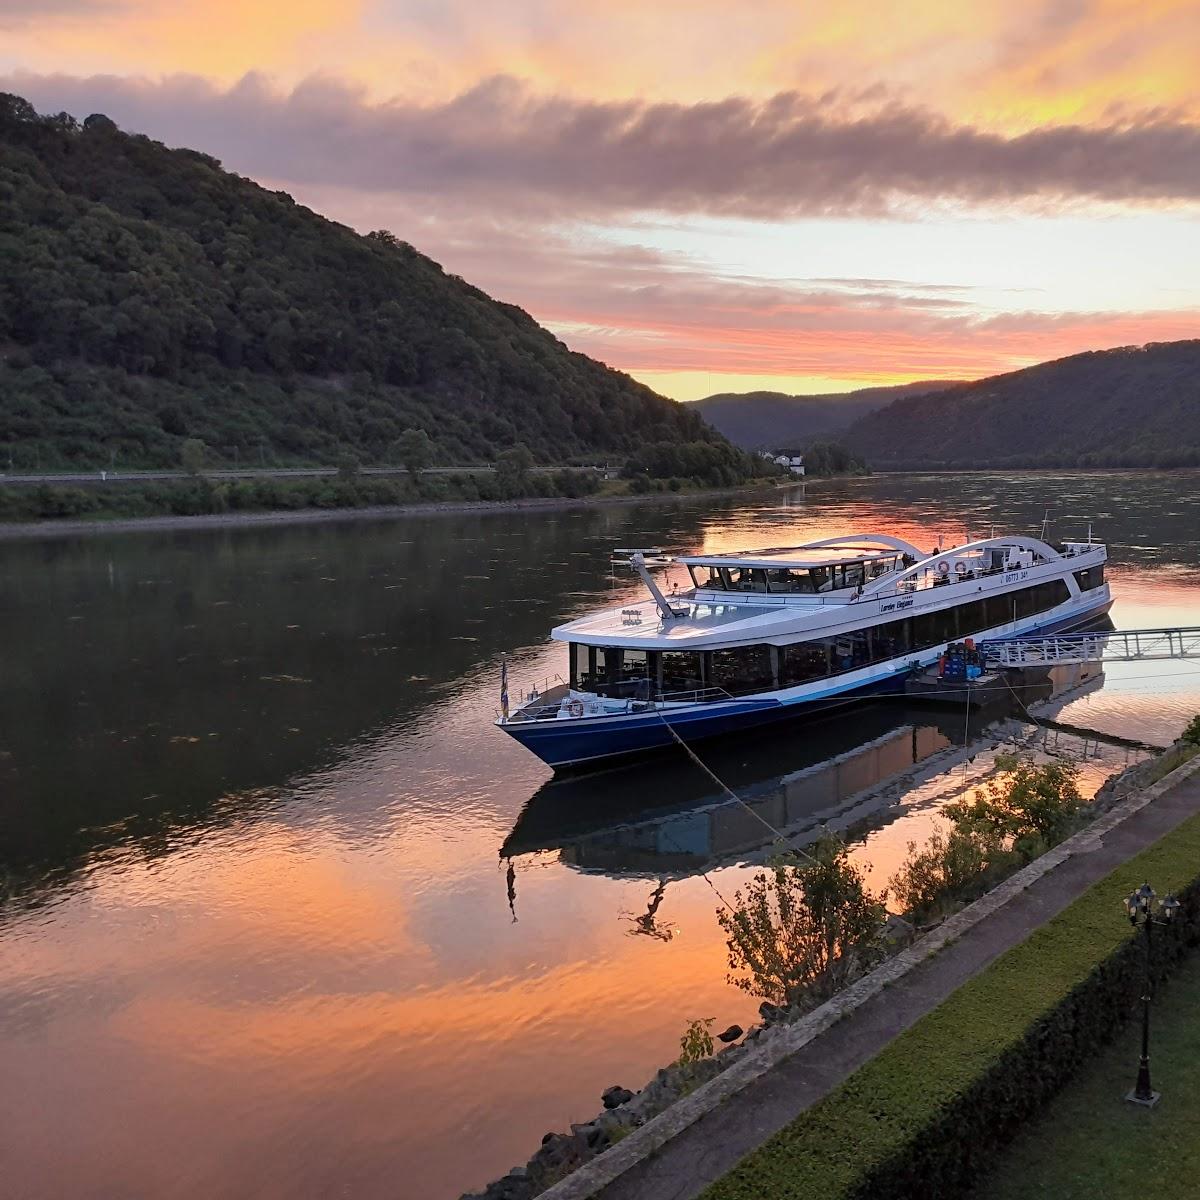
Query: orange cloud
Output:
[[5, 0, 1200, 125]]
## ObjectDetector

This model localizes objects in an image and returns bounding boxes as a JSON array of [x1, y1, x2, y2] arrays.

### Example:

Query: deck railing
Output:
[[980, 626, 1200, 667]]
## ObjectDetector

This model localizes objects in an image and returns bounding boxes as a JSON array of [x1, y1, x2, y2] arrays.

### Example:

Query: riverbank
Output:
[[474, 744, 1200, 1200], [0, 480, 801, 542]]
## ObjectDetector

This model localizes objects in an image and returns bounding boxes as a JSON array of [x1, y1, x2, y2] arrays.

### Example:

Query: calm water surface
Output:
[[1, 473, 1198, 1199]]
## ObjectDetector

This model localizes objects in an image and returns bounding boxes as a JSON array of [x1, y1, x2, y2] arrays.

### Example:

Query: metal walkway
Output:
[[980, 626, 1200, 668]]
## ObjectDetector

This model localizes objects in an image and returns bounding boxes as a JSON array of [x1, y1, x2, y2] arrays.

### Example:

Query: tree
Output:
[[180, 438, 206, 476], [336, 452, 360, 481], [396, 427, 433, 479], [944, 756, 1082, 849], [495, 443, 535, 489], [716, 837, 886, 1007], [888, 756, 1085, 923]]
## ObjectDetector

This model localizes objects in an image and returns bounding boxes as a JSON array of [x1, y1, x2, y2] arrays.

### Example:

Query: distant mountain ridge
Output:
[[0, 93, 744, 472], [692, 381, 964, 449], [842, 341, 1200, 469]]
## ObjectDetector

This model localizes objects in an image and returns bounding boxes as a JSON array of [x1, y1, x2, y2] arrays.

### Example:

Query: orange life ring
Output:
[[937, 561, 950, 575], [567, 699, 585, 717], [954, 562, 967, 575]]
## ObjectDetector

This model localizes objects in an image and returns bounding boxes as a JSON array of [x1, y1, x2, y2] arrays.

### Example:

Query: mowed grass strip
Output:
[[701, 809, 1200, 1200], [973, 948, 1200, 1200]]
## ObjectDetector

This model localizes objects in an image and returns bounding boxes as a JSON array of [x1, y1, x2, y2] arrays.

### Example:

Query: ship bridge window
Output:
[[728, 567, 768, 593], [765, 568, 816, 593], [688, 566, 726, 590], [838, 562, 866, 590], [867, 556, 896, 579]]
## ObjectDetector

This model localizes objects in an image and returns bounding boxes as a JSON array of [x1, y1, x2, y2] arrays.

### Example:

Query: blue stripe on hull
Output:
[[501, 597, 1113, 771]]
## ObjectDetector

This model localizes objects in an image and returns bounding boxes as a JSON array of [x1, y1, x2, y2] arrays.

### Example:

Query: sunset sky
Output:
[[4, 0, 1199, 399]]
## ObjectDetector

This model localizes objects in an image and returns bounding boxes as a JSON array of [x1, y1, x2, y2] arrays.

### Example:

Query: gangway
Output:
[[980, 627, 1200, 669]]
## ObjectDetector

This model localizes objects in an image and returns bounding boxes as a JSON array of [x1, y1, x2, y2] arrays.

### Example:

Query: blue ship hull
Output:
[[499, 600, 1112, 771]]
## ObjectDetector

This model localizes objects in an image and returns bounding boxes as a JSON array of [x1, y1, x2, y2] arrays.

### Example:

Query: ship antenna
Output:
[[1039, 508, 1050, 540]]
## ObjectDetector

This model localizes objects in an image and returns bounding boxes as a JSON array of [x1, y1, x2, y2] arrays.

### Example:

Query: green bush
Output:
[[703, 811, 1200, 1200], [716, 838, 886, 1007], [1182, 714, 1200, 746], [889, 758, 1084, 922]]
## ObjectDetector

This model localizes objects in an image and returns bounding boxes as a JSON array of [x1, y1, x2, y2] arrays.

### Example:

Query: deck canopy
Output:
[[673, 533, 923, 572], [674, 533, 925, 596]]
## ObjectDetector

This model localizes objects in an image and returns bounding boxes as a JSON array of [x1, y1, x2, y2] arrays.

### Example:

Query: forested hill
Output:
[[0, 94, 737, 472], [843, 341, 1200, 469], [693, 381, 962, 449]]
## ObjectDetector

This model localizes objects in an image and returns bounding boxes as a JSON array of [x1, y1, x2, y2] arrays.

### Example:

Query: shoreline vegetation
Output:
[[0, 476, 800, 541]]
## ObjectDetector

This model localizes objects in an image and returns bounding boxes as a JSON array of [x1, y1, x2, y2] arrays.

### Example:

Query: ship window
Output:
[[985, 592, 1014, 628], [867, 556, 895, 579], [586, 647, 655, 697], [766, 568, 815, 593], [1074, 565, 1104, 592], [830, 631, 871, 672], [841, 563, 866, 590], [1015, 587, 1039, 619], [729, 567, 768, 593], [569, 642, 584, 689], [956, 600, 987, 636], [871, 619, 911, 658], [689, 565, 725, 590], [782, 641, 830, 685], [709, 644, 775, 695], [810, 566, 833, 593], [660, 650, 705, 696]]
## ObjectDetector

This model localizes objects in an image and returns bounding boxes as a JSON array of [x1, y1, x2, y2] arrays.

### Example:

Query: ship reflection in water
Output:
[[504, 710, 965, 879], [502, 645, 1120, 899]]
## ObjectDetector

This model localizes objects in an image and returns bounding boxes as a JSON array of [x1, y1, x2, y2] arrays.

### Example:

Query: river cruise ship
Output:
[[497, 531, 1111, 770]]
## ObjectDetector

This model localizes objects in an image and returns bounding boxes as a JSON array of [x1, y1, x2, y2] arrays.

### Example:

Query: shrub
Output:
[[888, 826, 994, 925], [1183, 714, 1200, 746], [180, 438, 206, 475], [716, 838, 886, 1008], [945, 755, 1082, 850], [890, 758, 1084, 923], [678, 1018, 716, 1067]]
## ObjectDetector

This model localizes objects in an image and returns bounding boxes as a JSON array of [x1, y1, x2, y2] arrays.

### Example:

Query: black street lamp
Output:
[[1123, 882, 1181, 1107]]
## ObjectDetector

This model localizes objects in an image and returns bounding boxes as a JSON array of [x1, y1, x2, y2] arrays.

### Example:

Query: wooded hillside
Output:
[[843, 342, 1200, 469], [0, 93, 750, 476], [693, 381, 962, 449]]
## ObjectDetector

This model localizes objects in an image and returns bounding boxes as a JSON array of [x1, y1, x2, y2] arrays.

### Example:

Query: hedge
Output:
[[702, 808, 1200, 1200]]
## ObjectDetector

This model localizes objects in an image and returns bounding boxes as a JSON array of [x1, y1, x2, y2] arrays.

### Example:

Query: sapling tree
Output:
[[717, 836, 886, 1007]]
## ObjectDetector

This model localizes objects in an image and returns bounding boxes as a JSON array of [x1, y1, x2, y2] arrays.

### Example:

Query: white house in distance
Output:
[[759, 450, 806, 476]]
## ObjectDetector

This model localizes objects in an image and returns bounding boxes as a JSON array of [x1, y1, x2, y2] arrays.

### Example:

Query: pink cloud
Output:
[[6, 70, 1200, 217]]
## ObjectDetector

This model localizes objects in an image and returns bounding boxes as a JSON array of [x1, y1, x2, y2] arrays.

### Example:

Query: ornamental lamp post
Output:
[[1123, 883, 1180, 1107]]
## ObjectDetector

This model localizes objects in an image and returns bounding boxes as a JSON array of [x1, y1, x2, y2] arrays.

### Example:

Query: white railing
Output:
[[980, 627, 1200, 667]]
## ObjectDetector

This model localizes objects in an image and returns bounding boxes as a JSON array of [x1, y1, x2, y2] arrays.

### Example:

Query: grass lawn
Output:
[[974, 948, 1200, 1200]]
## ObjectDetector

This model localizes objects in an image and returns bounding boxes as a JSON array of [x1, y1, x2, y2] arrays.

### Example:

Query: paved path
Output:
[[598, 767, 1200, 1200]]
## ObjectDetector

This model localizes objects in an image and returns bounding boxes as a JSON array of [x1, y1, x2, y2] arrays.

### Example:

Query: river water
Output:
[[1, 472, 1198, 1199]]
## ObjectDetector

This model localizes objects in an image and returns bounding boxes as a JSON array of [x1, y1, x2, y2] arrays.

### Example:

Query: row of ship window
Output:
[[571, 574, 1094, 699], [687, 557, 906, 594]]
